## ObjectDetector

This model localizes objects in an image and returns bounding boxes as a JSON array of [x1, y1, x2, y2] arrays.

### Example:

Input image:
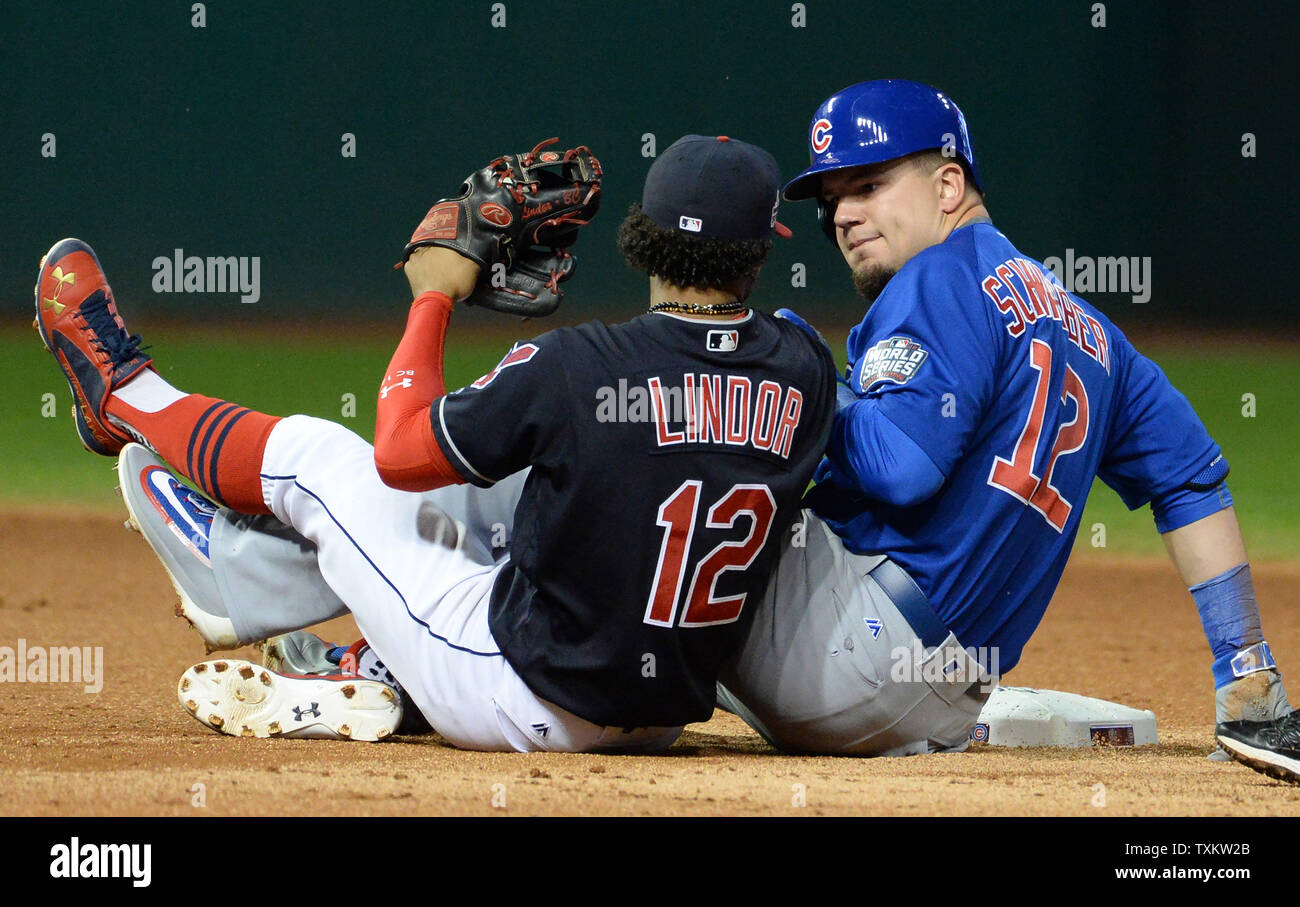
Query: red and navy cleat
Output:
[[34, 238, 153, 455]]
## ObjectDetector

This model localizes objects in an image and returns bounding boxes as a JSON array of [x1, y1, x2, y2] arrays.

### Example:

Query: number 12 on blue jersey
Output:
[[987, 339, 1092, 532]]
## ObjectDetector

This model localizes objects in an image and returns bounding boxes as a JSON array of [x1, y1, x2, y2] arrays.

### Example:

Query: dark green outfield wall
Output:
[[2, 1, 1293, 327]]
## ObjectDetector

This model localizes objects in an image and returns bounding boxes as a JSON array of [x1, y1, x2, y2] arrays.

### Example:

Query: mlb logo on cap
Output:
[[642, 135, 792, 240], [707, 330, 739, 352]]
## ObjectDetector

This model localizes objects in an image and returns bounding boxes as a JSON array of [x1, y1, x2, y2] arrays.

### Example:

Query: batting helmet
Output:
[[783, 79, 983, 240]]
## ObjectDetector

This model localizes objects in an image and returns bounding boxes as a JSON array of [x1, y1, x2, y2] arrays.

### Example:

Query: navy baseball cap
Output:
[[642, 135, 793, 240]]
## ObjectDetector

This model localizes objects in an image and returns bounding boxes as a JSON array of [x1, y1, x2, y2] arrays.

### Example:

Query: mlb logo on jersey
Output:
[[679, 216, 703, 233], [857, 336, 930, 392], [707, 330, 739, 352]]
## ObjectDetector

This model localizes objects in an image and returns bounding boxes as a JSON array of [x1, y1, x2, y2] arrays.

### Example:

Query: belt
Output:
[[867, 558, 949, 649]]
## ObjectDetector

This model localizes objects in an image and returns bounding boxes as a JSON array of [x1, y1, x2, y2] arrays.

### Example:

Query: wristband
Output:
[[1213, 640, 1277, 688], [1192, 562, 1266, 688]]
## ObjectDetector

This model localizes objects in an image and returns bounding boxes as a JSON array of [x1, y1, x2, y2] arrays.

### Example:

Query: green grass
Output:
[[1069, 345, 1300, 562], [4, 326, 1296, 561], [2, 324, 509, 511]]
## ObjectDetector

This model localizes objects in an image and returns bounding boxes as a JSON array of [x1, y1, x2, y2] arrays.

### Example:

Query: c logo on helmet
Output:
[[810, 118, 833, 154], [479, 203, 513, 227]]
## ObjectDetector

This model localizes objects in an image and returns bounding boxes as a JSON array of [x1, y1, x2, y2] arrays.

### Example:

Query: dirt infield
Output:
[[3, 509, 1299, 817]]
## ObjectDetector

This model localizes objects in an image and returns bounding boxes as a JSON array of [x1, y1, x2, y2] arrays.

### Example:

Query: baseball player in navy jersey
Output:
[[715, 79, 1295, 766], [33, 135, 836, 751]]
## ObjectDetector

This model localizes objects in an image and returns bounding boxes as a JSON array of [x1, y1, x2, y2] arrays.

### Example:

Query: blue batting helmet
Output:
[[783, 79, 983, 238]]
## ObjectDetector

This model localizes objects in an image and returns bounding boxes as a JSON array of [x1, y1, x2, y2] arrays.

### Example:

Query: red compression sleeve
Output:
[[373, 291, 467, 491]]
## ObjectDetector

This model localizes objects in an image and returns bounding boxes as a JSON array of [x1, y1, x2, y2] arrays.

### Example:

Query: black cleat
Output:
[[1216, 712, 1300, 784]]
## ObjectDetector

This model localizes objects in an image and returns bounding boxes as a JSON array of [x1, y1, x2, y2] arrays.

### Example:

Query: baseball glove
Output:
[[398, 138, 601, 316], [468, 246, 579, 317]]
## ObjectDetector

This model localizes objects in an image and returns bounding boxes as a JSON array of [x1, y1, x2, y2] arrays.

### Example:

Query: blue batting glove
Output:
[[836, 375, 859, 414], [774, 308, 831, 353]]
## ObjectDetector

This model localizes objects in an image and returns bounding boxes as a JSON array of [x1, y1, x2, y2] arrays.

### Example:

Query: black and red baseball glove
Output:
[[398, 138, 602, 316]]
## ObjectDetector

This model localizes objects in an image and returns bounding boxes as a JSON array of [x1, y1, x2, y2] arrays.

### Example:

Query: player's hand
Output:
[[776, 308, 856, 411], [403, 246, 482, 302], [836, 376, 859, 414], [775, 308, 831, 351]]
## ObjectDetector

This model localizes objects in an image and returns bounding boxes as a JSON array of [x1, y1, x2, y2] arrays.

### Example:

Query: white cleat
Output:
[[178, 659, 402, 742]]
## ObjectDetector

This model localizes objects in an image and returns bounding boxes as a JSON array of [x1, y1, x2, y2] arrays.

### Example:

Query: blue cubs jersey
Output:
[[806, 221, 1222, 672]]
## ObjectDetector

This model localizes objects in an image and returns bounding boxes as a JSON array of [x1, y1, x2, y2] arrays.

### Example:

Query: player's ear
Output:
[[936, 162, 966, 215]]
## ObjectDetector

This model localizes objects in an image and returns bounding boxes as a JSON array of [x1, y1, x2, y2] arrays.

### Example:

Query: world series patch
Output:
[[857, 336, 930, 391]]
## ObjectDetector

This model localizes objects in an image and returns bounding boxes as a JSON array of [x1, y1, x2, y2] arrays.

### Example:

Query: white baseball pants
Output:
[[244, 415, 681, 754]]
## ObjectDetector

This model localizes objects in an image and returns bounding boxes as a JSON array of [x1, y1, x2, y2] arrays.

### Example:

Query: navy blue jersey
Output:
[[431, 311, 836, 727], [808, 221, 1221, 672]]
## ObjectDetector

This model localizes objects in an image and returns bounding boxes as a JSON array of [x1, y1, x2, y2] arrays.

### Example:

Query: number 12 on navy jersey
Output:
[[644, 481, 777, 628]]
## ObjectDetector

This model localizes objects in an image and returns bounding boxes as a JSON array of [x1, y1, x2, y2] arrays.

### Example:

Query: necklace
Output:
[[648, 299, 747, 316]]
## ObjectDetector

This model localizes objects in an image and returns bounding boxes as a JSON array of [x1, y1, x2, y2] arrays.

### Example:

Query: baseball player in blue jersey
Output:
[[716, 80, 1294, 770]]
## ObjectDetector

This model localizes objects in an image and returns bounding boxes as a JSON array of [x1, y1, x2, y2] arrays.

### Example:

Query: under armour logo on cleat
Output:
[[42, 266, 76, 314], [292, 703, 321, 721]]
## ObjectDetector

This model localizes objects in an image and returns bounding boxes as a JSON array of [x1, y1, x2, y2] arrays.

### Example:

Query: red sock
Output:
[[106, 394, 280, 514]]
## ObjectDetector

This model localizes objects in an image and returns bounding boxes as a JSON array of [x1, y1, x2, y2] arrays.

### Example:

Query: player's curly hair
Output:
[[617, 205, 774, 290]]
